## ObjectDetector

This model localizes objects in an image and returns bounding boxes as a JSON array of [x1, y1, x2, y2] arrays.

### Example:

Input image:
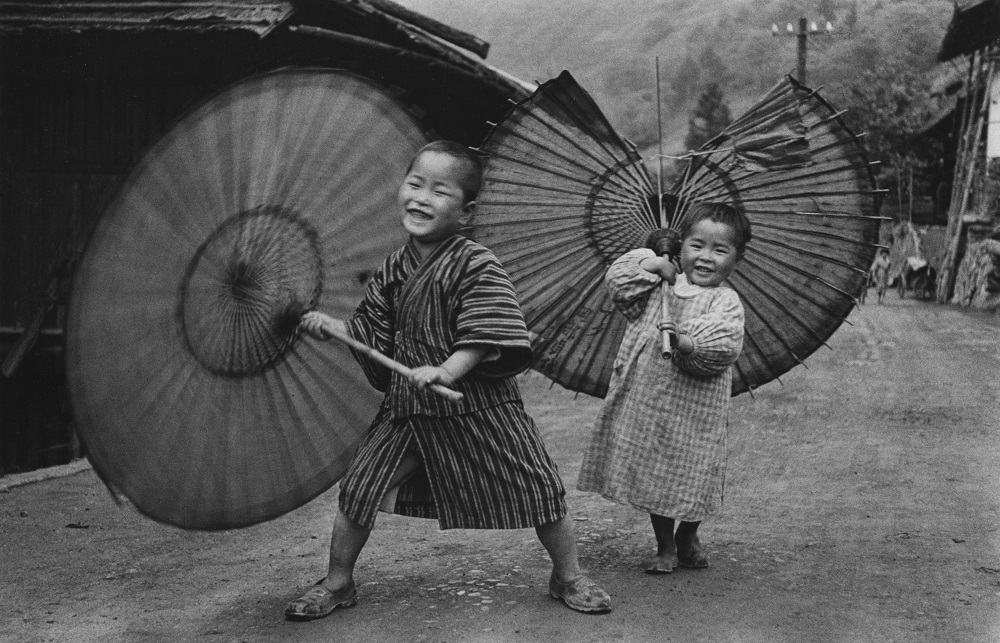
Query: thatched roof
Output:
[[0, 0, 531, 94], [0, 1, 294, 36], [938, 0, 1000, 61], [0, 1, 494, 60]]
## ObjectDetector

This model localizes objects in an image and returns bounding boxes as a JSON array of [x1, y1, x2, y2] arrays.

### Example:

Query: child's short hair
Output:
[[680, 202, 752, 254], [409, 140, 483, 203]]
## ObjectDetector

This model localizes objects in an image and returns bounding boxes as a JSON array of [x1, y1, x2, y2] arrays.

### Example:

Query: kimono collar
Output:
[[403, 234, 466, 269]]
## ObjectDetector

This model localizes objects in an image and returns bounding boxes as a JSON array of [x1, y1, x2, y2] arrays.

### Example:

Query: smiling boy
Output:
[[288, 141, 611, 619]]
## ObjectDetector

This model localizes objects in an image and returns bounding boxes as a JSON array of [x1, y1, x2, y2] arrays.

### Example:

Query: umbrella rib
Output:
[[494, 94, 634, 178], [484, 147, 609, 189], [730, 280, 808, 365], [734, 306, 792, 385], [729, 269, 835, 350], [718, 163, 873, 194], [735, 318, 785, 386], [751, 221, 881, 247], [748, 208, 886, 221], [537, 276, 618, 379], [486, 121, 651, 199], [741, 248, 863, 307], [526, 77, 642, 171], [749, 235, 868, 273]]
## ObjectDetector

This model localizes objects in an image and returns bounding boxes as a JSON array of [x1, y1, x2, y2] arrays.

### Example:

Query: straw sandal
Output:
[[285, 580, 358, 620], [645, 552, 680, 574], [548, 573, 612, 613], [677, 544, 709, 569]]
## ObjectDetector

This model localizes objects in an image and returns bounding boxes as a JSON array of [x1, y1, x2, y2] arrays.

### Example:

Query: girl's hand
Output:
[[408, 365, 456, 389], [657, 320, 677, 334], [300, 311, 345, 341], [640, 256, 677, 284]]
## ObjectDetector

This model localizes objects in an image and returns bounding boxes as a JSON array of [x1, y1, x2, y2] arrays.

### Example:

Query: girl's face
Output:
[[399, 151, 474, 254], [679, 218, 742, 288]]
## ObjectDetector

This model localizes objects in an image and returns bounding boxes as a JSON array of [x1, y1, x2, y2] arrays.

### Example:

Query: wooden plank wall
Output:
[[0, 32, 241, 474]]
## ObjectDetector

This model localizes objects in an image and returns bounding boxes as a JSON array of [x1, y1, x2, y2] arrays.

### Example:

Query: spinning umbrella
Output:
[[66, 69, 430, 529], [474, 70, 882, 397]]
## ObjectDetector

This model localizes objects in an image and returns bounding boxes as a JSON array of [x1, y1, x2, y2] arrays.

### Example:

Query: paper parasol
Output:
[[66, 69, 429, 529], [474, 70, 882, 397]]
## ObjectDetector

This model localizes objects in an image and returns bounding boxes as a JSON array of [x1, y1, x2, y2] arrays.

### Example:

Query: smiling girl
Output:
[[577, 202, 751, 575]]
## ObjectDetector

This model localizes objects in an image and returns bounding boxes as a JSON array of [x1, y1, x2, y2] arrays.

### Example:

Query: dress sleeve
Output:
[[605, 248, 660, 321], [346, 260, 395, 391], [673, 288, 745, 377], [452, 250, 533, 378]]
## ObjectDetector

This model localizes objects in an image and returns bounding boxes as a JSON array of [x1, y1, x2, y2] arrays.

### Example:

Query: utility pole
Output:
[[772, 18, 833, 86]]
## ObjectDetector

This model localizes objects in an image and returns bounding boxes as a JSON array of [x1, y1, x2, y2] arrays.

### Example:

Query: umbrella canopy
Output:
[[474, 70, 882, 398], [67, 69, 429, 529]]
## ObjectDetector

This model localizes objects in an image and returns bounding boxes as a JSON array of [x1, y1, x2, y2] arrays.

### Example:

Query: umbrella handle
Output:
[[317, 318, 465, 404], [660, 283, 674, 359]]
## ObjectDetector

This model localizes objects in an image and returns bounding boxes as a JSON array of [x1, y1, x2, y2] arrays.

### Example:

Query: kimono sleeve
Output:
[[346, 261, 395, 391], [674, 288, 745, 377], [605, 248, 660, 321], [452, 250, 533, 378]]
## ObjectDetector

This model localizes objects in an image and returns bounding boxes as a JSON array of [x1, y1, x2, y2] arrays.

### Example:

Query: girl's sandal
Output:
[[645, 553, 679, 574], [285, 580, 358, 620], [677, 545, 709, 569]]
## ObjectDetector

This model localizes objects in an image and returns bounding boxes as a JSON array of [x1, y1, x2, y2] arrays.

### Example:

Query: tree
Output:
[[684, 83, 732, 151]]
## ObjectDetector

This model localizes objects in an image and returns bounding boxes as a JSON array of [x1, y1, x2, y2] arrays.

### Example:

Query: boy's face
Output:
[[679, 218, 742, 288], [399, 151, 474, 250]]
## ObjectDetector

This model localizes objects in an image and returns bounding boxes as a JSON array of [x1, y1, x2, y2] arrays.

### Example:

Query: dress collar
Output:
[[672, 273, 710, 298]]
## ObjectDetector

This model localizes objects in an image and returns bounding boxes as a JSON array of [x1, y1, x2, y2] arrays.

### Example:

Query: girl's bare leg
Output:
[[647, 514, 679, 573]]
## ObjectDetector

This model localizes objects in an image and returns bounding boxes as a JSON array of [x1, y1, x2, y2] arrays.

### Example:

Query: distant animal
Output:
[[898, 257, 936, 300]]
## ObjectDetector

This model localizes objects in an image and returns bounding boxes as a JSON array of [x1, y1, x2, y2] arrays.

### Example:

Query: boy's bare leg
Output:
[[535, 517, 582, 582], [675, 520, 709, 568], [537, 517, 611, 613], [286, 452, 421, 619], [647, 514, 679, 573]]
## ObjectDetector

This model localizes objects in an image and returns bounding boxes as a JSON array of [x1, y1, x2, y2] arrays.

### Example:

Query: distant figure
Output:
[[285, 140, 610, 621], [898, 256, 936, 300], [868, 249, 891, 304], [578, 202, 750, 575]]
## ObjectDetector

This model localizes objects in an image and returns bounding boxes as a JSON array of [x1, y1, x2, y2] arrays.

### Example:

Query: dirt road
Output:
[[3, 296, 1000, 642]]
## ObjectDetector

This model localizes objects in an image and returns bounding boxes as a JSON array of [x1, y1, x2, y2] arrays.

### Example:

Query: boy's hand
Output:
[[300, 311, 345, 341], [408, 365, 456, 389], [640, 256, 677, 284]]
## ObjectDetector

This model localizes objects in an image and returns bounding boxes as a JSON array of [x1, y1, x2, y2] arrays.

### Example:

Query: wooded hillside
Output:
[[402, 0, 954, 157]]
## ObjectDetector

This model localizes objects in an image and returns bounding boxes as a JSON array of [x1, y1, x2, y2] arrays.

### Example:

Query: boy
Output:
[[286, 140, 611, 619]]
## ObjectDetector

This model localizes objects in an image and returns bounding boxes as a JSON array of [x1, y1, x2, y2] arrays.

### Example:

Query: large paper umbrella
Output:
[[66, 69, 429, 529], [474, 70, 882, 398]]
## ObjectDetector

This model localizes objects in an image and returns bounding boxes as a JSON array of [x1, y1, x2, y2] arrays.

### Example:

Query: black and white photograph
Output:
[[1, 0, 999, 641]]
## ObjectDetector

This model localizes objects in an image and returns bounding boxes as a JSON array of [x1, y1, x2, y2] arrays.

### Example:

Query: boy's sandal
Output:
[[285, 580, 358, 620], [548, 573, 612, 614]]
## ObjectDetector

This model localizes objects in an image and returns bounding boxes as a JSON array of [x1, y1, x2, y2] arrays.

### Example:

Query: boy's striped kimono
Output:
[[339, 234, 567, 530]]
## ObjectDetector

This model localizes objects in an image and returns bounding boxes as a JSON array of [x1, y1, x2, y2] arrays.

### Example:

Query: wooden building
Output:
[[0, 0, 529, 474], [929, 0, 1000, 305]]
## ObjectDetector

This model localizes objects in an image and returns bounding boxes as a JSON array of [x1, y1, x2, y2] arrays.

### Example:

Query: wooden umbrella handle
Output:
[[315, 317, 464, 404], [660, 283, 674, 359]]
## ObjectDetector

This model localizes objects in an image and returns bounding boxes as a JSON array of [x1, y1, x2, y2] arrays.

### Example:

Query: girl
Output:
[[578, 202, 750, 574]]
